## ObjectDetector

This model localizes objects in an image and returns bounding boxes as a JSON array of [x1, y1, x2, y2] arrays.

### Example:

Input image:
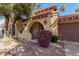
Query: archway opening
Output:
[[29, 22, 44, 40]]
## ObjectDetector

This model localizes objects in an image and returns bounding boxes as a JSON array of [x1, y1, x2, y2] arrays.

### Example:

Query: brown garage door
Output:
[[58, 22, 79, 42]]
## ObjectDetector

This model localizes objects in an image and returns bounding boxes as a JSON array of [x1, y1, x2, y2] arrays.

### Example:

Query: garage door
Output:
[[58, 22, 79, 42]]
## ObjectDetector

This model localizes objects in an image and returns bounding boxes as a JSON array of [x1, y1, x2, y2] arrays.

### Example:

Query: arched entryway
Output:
[[29, 22, 44, 40]]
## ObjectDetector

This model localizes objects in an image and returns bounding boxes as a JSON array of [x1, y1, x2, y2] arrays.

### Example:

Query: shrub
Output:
[[51, 35, 59, 43], [37, 30, 52, 48]]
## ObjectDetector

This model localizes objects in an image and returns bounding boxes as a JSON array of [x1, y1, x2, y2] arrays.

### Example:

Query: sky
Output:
[[40, 3, 79, 16]]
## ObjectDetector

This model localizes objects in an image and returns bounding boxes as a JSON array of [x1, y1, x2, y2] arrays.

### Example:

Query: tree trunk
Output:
[[4, 18, 16, 38], [7, 18, 15, 38], [4, 18, 9, 37]]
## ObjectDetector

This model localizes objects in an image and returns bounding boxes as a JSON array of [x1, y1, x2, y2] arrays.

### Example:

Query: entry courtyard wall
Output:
[[17, 14, 58, 41]]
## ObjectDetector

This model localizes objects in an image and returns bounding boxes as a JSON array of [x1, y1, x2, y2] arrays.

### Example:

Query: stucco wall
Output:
[[16, 16, 52, 41], [16, 12, 58, 41], [51, 15, 58, 36], [21, 17, 52, 41]]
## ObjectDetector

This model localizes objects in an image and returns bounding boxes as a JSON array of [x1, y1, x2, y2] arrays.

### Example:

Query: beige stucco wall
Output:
[[16, 12, 58, 41], [51, 15, 58, 36], [19, 16, 52, 41]]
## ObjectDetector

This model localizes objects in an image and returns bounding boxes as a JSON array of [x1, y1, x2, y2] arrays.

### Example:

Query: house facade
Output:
[[12, 6, 79, 42]]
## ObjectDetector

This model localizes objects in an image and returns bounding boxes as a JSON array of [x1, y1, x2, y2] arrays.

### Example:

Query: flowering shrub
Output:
[[37, 30, 52, 48]]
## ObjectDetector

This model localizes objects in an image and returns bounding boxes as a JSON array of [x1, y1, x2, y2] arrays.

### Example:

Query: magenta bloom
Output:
[[37, 30, 52, 48]]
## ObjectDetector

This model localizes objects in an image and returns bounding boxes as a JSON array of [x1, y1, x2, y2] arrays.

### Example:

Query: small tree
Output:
[[0, 3, 41, 37], [75, 6, 79, 13], [60, 4, 67, 16]]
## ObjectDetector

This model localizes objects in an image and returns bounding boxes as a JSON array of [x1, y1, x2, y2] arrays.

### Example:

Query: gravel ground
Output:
[[0, 36, 65, 56], [10, 41, 65, 56], [0, 37, 19, 56]]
